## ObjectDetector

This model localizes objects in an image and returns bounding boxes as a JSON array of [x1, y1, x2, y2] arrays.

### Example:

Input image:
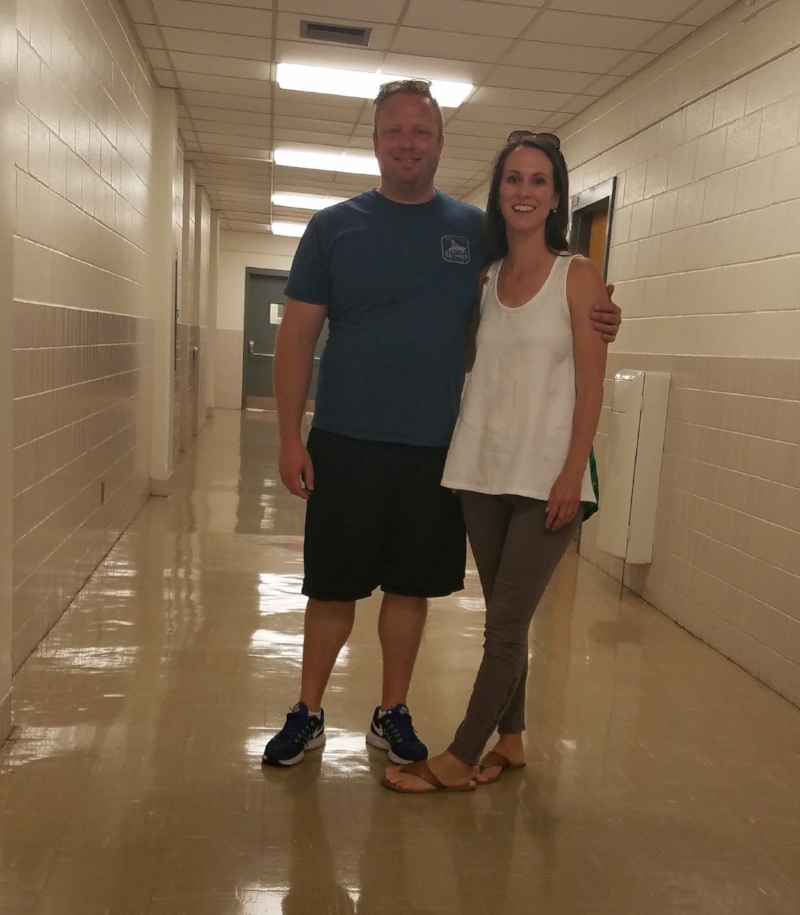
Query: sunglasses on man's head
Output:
[[506, 130, 561, 150], [378, 77, 432, 95]]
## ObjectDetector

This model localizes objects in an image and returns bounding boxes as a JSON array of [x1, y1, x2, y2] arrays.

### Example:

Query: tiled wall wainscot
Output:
[[11, 303, 152, 670], [581, 353, 800, 706]]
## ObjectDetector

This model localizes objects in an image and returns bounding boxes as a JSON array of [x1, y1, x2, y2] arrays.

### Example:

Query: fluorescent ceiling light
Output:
[[274, 147, 380, 176], [272, 192, 347, 211], [271, 221, 308, 238], [276, 63, 472, 109]]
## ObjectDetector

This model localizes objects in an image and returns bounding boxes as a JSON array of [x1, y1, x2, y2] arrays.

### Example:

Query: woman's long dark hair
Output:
[[484, 137, 570, 262]]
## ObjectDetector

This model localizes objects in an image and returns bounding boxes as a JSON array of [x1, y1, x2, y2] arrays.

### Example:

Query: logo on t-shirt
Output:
[[441, 236, 470, 264]]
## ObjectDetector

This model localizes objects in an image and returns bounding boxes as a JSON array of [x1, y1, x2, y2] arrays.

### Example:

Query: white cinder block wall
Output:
[[1, 0, 15, 742], [565, 0, 800, 706], [12, 0, 157, 669], [10, 0, 214, 673]]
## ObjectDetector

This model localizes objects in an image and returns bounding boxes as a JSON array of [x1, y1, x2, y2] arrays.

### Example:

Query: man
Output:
[[262, 80, 620, 768]]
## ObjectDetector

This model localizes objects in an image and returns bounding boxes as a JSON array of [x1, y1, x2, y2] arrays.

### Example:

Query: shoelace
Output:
[[282, 710, 318, 744], [382, 708, 417, 744]]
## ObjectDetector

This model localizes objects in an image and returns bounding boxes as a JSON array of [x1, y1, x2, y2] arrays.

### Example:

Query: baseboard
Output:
[[245, 396, 277, 411], [150, 476, 172, 497]]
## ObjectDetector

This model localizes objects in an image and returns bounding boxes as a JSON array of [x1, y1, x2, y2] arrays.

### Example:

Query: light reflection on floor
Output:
[[2, 410, 800, 915]]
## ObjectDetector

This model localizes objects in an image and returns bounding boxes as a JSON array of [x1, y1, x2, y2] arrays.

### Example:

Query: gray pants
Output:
[[448, 492, 581, 767]]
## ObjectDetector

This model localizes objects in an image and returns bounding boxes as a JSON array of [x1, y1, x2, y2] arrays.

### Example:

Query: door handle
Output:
[[249, 340, 272, 358]]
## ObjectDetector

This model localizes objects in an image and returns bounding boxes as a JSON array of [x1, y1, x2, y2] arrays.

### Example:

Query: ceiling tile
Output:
[[403, 0, 539, 38], [487, 65, 602, 95], [470, 0, 543, 6], [192, 131, 270, 149], [502, 39, 633, 72], [274, 97, 369, 121], [678, 0, 738, 26], [214, 178, 272, 191], [277, 0, 406, 24], [148, 0, 272, 36], [273, 88, 374, 116], [390, 27, 514, 64], [176, 72, 272, 98], [194, 141, 271, 157], [275, 38, 384, 70], [460, 110, 566, 132], [227, 220, 270, 231], [543, 112, 573, 129], [274, 128, 373, 150], [169, 51, 269, 80], [180, 91, 273, 113], [273, 115, 361, 137], [560, 93, 600, 113], [582, 73, 627, 96], [380, 53, 492, 84], [609, 50, 659, 76], [274, 175, 368, 195], [182, 107, 272, 127], [144, 26, 271, 61], [472, 85, 579, 111], [641, 22, 695, 54], [549, 0, 696, 21], [528, 9, 665, 49], [443, 133, 512, 151]]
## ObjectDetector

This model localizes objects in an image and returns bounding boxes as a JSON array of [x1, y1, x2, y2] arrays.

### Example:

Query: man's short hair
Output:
[[373, 79, 444, 138]]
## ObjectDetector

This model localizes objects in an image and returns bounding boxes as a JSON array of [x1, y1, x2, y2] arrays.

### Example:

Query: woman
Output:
[[383, 131, 608, 793]]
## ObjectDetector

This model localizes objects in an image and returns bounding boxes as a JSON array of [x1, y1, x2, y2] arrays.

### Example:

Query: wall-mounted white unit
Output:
[[595, 370, 671, 565]]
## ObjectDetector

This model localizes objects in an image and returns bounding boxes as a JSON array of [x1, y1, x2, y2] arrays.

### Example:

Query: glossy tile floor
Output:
[[3, 410, 800, 915]]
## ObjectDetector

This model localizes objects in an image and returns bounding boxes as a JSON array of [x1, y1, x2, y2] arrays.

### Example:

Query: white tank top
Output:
[[442, 253, 596, 503]]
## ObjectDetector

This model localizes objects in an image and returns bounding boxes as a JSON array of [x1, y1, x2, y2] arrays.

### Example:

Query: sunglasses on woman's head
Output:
[[506, 130, 561, 150]]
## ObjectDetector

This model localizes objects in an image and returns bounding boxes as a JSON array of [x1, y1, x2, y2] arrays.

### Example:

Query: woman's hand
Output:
[[545, 470, 583, 530], [591, 283, 621, 343]]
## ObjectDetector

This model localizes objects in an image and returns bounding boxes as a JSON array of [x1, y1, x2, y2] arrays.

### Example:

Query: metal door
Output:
[[241, 269, 327, 410]]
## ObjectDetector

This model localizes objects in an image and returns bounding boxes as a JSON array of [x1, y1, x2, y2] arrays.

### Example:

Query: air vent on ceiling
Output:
[[300, 20, 372, 48]]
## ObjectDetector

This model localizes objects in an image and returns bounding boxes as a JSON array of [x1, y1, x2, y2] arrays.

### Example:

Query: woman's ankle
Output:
[[425, 751, 476, 783], [494, 734, 524, 758], [435, 750, 473, 774]]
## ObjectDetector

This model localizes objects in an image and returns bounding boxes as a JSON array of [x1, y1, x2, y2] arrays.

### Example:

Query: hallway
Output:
[[2, 410, 799, 915]]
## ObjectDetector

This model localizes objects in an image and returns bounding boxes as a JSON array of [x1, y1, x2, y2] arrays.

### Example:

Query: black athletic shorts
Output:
[[302, 428, 467, 602]]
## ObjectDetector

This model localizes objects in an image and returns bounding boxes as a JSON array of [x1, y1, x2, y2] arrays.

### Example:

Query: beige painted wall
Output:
[[544, 0, 800, 705]]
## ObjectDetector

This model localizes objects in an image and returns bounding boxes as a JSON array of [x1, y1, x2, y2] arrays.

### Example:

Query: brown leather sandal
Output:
[[477, 751, 526, 785], [381, 760, 477, 794]]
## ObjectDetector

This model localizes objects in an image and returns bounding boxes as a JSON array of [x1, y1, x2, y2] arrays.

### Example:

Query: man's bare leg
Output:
[[378, 593, 427, 710], [299, 598, 356, 710]]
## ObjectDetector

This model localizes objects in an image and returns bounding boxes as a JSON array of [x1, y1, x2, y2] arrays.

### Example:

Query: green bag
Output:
[[581, 447, 600, 523]]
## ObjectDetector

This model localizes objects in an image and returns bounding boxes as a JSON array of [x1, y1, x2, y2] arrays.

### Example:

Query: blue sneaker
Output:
[[366, 704, 428, 764], [262, 703, 326, 767]]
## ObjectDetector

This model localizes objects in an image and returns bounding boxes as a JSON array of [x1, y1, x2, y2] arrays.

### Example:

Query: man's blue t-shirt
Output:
[[284, 189, 486, 447]]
